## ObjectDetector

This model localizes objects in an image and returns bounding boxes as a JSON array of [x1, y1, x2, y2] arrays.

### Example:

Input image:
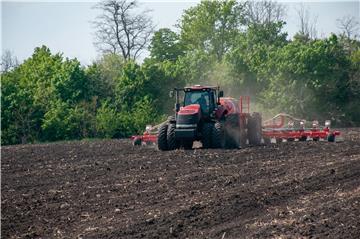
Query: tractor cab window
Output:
[[184, 91, 210, 114]]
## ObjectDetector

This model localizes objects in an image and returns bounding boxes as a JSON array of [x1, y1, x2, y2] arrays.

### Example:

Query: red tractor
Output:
[[157, 85, 262, 150]]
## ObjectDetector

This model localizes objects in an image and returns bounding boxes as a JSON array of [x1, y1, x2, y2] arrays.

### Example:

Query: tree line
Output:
[[2, 0, 360, 145]]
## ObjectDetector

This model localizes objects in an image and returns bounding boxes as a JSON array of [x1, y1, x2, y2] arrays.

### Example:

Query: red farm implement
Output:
[[131, 125, 158, 146], [262, 113, 340, 143]]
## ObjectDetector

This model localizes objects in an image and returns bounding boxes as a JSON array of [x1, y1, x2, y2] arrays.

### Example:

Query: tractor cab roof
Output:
[[184, 85, 219, 91]]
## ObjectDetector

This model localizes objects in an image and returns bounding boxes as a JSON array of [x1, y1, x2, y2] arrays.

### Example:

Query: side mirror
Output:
[[175, 103, 180, 112], [219, 91, 224, 98]]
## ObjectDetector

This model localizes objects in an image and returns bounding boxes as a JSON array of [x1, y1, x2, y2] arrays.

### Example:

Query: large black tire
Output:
[[201, 123, 213, 149], [157, 123, 168, 151], [248, 112, 262, 146], [167, 123, 180, 150], [212, 121, 226, 149], [224, 114, 241, 149]]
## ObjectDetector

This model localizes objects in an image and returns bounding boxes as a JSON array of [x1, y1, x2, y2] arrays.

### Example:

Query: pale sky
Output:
[[1, 0, 359, 65]]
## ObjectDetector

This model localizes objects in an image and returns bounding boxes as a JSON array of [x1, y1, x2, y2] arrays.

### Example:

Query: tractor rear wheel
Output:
[[158, 123, 168, 151], [248, 112, 262, 145], [224, 114, 241, 148], [201, 123, 213, 149], [212, 121, 225, 149], [167, 123, 179, 150]]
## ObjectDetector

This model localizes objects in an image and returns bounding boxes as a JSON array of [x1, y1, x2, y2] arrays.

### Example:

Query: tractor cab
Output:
[[183, 87, 217, 118], [170, 85, 223, 120]]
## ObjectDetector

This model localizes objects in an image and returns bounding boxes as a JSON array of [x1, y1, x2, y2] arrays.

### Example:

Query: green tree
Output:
[[149, 28, 184, 62], [1, 46, 90, 144], [115, 60, 146, 110], [225, 21, 287, 96], [95, 101, 123, 138], [86, 53, 124, 101], [41, 100, 92, 141], [179, 0, 246, 60]]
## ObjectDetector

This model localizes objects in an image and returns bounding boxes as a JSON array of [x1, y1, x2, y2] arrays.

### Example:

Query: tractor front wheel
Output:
[[167, 123, 180, 150], [201, 123, 213, 149], [158, 123, 168, 151]]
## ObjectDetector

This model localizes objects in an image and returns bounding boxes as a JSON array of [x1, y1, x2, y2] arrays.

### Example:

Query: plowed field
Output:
[[2, 129, 360, 238]]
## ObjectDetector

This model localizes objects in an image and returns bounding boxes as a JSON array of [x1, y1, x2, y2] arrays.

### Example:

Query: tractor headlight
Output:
[[325, 120, 331, 127]]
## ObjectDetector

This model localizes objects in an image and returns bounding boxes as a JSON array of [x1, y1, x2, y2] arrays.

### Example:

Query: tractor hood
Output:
[[176, 104, 201, 127]]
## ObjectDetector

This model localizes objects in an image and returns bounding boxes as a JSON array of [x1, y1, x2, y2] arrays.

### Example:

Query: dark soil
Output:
[[2, 129, 360, 238]]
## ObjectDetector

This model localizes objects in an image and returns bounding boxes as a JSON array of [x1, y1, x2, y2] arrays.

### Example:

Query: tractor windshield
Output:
[[184, 91, 212, 114]]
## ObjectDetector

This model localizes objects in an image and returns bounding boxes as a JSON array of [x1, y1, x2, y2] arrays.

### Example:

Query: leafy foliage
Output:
[[2, 0, 360, 145], [150, 28, 184, 62], [179, 0, 246, 60]]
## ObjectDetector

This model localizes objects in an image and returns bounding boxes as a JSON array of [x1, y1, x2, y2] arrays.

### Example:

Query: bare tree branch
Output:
[[1, 50, 19, 73], [92, 0, 154, 61], [245, 0, 286, 25], [337, 16, 359, 39], [296, 3, 318, 40]]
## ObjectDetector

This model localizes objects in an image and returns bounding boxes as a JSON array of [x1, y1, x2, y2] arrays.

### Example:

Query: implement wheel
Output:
[[299, 136, 307, 142], [133, 137, 142, 146], [264, 137, 271, 144], [328, 134, 335, 142]]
